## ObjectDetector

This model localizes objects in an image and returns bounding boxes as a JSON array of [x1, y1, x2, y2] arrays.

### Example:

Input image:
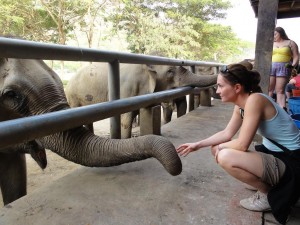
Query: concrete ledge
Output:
[[0, 158, 261, 225]]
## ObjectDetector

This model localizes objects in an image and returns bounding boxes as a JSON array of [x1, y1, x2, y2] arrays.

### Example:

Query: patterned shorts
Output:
[[271, 62, 290, 77]]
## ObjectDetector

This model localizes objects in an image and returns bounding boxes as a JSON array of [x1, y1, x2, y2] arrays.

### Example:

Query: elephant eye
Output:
[[1, 88, 29, 115], [1, 89, 23, 108], [3, 89, 19, 99], [167, 68, 175, 76]]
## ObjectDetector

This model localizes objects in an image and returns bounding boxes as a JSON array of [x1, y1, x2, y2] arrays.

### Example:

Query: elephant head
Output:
[[148, 65, 217, 122], [0, 58, 182, 205], [147, 64, 217, 92]]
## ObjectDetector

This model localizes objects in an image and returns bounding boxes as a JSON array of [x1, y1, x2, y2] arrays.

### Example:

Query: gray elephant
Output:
[[0, 58, 183, 205], [65, 63, 217, 138], [162, 65, 218, 123]]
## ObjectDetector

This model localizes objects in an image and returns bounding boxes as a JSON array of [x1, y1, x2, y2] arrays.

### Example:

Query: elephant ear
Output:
[[179, 66, 190, 75], [146, 64, 156, 72], [146, 64, 157, 93], [181, 65, 190, 70]]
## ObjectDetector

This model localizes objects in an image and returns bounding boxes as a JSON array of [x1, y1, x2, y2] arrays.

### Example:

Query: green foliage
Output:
[[0, 0, 254, 63], [160, 0, 231, 21], [0, 0, 31, 36], [39, 0, 88, 44]]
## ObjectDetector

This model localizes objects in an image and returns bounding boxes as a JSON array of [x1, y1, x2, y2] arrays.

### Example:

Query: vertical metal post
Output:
[[189, 65, 196, 112], [108, 60, 121, 139]]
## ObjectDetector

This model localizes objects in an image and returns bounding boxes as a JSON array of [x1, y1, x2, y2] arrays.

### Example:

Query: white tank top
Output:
[[256, 94, 300, 151]]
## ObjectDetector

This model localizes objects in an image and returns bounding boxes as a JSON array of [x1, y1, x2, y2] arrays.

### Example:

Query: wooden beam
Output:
[[249, 0, 300, 19], [254, 0, 279, 94]]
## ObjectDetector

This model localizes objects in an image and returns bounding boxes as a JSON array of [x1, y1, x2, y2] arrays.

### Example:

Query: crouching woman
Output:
[[176, 63, 300, 224]]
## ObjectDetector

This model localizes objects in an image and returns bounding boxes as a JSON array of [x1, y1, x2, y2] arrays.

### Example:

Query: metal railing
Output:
[[0, 37, 224, 148]]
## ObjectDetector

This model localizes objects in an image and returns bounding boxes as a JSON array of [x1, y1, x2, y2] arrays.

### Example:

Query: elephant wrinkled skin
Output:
[[0, 58, 182, 205], [66, 63, 217, 138]]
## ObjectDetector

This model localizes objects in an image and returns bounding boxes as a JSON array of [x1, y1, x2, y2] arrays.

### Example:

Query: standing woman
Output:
[[270, 27, 299, 109], [177, 63, 300, 224]]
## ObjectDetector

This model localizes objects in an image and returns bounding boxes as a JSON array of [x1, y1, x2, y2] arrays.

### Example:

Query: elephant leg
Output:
[[0, 153, 27, 205], [161, 102, 173, 124], [121, 111, 139, 138], [132, 110, 139, 136], [175, 96, 187, 118], [132, 113, 139, 128]]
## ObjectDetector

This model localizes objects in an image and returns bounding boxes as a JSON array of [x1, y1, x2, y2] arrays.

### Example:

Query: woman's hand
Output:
[[176, 142, 199, 157]]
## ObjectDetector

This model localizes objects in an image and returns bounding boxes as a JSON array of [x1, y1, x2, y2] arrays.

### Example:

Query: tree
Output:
[[0, 0, 42, 39], [108, 0, 248, 62], [0, 0, 254, 64], [39, 0, 84, 45]]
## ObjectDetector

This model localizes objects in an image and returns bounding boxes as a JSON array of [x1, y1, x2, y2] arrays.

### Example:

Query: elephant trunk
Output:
[[41, 127, 182, 176], [181, 68, 218, 87]]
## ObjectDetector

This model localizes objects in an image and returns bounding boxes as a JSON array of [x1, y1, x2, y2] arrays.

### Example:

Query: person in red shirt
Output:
[[285, 68, 300, 99]]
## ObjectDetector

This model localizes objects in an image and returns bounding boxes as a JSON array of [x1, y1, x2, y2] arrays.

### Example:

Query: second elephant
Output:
[[66, 63, 217, 138]]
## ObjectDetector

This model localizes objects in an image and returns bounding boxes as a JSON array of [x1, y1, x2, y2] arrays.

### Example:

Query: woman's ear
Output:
[[235, 83, 243, 93]]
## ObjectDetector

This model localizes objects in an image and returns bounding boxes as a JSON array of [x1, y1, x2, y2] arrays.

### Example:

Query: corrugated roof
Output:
[[249, 0, 300, 19]]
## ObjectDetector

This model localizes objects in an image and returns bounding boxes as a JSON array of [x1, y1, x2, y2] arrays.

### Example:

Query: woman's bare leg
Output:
[[216, 149, 270, 193], [268, 76, 276, 98], [275, 77, 288, 108]]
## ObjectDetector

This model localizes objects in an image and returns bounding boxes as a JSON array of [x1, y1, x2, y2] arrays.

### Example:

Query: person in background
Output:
[[269, 27, 299, 110], [285, 68, 300, 99], [177, 63, 300, 224]]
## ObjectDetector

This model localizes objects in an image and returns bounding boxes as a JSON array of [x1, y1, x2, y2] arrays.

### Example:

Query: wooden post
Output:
[[194, 88, 201, 108], [254, 0, 279, 94], [140, 105, 161, 136], [200, 89, 211, 106]]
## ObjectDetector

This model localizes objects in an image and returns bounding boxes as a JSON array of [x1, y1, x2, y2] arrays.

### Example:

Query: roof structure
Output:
[[250, 0, 300, 19]]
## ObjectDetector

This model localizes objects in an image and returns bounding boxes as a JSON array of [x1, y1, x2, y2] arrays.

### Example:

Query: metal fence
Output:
[[0, 37, 224, 149]]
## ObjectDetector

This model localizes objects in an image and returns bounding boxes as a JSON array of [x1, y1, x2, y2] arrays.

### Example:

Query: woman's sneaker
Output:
[[240, 191, 271, 212]]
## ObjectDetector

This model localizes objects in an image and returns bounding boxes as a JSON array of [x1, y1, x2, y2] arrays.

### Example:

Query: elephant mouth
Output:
[[46, 103, 70, 113]]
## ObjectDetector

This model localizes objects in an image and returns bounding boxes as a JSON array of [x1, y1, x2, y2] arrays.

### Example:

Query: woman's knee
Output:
[[276, 85, 285, 94], [216, 149, 235, 167]]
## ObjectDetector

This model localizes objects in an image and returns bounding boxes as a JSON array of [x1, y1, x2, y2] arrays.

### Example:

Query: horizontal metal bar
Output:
[[0, 38, 224, 67], [0, 86, 209, 149]]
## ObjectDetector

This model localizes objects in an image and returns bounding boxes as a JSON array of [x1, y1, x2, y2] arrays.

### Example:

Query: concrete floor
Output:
[[0, 99, 299, 225]]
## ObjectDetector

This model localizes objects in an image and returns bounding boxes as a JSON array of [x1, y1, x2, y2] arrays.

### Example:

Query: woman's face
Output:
[[216, 74, 237, 102], [274, 31, 280, 42]]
